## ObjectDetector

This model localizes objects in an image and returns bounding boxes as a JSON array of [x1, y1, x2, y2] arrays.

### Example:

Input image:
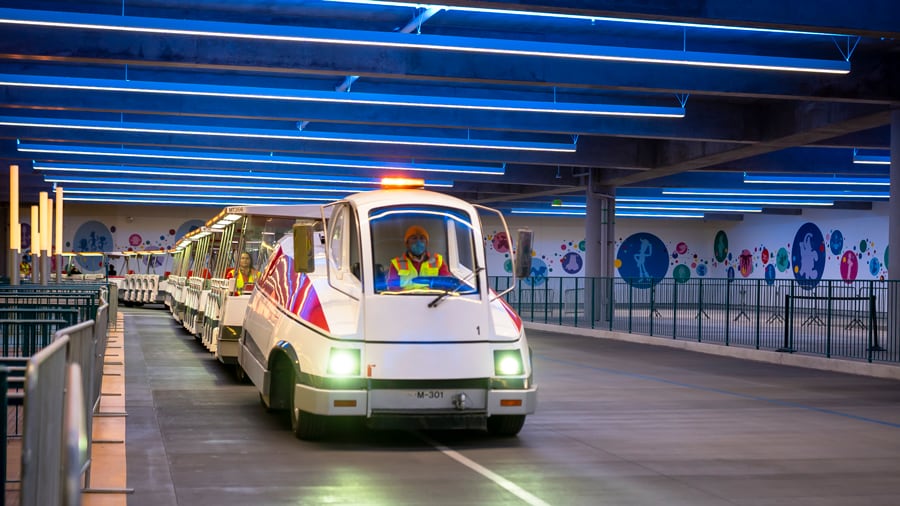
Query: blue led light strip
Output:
[[18, 142, 505, 175], [0, 74, 685, 118]]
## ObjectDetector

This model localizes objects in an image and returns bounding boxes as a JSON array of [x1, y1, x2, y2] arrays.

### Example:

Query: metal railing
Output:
[[491, 276, 899, 364], [0, 283, 112, 505]]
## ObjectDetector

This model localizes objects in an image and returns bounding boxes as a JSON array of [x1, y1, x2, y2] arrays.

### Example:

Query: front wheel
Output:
[[288, 374, 327, 440], [486, 415, 526, 437]]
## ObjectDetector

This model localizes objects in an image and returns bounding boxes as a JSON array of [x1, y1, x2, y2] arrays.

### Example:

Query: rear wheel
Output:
[[234, 364, 249, 384], [486, 415, 526, 437], [288, 373, 327, 440]]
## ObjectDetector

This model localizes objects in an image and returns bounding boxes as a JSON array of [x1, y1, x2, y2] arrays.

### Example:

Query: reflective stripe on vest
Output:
[[391, 254, 443, 287]]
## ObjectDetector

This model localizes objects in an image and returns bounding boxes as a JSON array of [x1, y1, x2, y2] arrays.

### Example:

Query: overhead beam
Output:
[[1, 31, 896, 105], [601, 104, 891, 186], [0, 83, 765, 143], [408, 0, 900, 38]]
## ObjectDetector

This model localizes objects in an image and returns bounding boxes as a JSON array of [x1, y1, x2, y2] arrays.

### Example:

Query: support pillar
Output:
[[584, 169, 616, 322], [889, 110, 900, 350]]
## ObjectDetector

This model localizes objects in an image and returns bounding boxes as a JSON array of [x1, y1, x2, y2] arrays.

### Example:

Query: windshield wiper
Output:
[[428, 267, 484, 308]]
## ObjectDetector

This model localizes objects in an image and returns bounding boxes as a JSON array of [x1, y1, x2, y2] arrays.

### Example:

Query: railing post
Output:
[[558, 277, 563, 326], [649, 282, 656, 337], [697, 279, 703, 342], [724, 279, 731, 346], [672, 280, 678, 340], [627, 281, 633, 334], [755, 279, 761, 349], [826, 280, 833, 358]]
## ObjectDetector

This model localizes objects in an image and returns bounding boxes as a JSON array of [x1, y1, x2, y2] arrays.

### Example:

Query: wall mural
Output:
[[54, 218, 205, 272], [609, 223, 888, 289], [486, 219, 888, 288], [486, 231, 584, 286]]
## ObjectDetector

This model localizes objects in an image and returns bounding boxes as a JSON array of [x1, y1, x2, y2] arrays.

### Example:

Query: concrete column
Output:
[[889, 110, 900, 350], [584, 169, 615, 322]]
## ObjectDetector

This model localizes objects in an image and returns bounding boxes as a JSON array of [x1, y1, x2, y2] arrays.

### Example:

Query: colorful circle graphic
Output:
[[829, 230, 844, 255], [739, 249, 753, 278], [764, 264, 776, 285], [695, 263, 708, 277], [791, 222, 826, 290], [492, 231, 510, 253], [616, 233, 669, 289], [72, 220, 113, 271], [560, 251, 583, 274], [175, 220, 204, 240], [676, 242, 688, 255], [522, 258, 548, 287], [840, 250, 858, 283], [776, 247, 790, 272], [672, 264, 691, 283], [869, 257, 881, 277], [713, 230, 728, 262]]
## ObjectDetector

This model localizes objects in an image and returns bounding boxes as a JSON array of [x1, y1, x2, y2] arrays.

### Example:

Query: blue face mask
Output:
[[409, 240, 426, 256]]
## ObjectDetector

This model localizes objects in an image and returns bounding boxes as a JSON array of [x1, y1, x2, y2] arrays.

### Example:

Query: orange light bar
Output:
[[333, 399, 357, 408], [381, 177, 425, 189], [500, 399, 523, 407]]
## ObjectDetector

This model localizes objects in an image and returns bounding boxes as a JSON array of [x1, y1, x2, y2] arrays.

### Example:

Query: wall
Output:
[[482, 202, 890, 285], [16, 203, 210, 275]]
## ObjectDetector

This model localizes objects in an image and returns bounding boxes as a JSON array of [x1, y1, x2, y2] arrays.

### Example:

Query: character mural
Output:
[[72, 220, 113, 271], [791, 222, 826, 289], [615, 232, 668, 288]]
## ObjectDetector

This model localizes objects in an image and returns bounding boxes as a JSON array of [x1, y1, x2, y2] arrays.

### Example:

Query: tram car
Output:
[[239, 188, 537, 439]]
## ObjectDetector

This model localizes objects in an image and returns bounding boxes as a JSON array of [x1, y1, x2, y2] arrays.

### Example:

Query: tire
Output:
[[288, 373, 327, 440], [234, 364, 249, 384], [486, 415, 526, 437], [259, 393, 273, 413]]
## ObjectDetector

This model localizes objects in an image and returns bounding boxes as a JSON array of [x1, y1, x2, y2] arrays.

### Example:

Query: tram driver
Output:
[[387, 225, 450, 290]]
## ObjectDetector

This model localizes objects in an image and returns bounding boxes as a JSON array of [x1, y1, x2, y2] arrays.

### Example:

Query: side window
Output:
[[329, 205, 346, 271]]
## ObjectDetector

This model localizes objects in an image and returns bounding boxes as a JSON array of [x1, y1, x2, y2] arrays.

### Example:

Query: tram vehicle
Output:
[[197, 205, 322, 367], [238, 187, 536, 439], [118, 250, 170, 305]]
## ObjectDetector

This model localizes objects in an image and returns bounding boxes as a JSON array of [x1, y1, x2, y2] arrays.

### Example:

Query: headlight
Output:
[[327, 348, 360, 376], [494, 350, 523, 376]]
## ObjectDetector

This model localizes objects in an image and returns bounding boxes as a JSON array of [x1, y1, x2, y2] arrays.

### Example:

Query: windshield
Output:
[[369, 205, 480, 296]]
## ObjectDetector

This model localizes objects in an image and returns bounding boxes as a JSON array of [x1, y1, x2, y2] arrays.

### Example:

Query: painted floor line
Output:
[[418, 434, 550, 506]]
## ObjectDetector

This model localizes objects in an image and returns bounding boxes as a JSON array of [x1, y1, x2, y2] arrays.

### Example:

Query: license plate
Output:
[[370, 389, 486, 410]]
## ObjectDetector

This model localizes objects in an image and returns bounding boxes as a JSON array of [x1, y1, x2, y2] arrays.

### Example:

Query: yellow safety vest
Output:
[[235, 269, 258, 294], [391, 253, 444, 288]]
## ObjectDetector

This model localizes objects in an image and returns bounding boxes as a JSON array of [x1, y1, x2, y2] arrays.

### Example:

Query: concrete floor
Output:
[[123, 306, 900, 506]]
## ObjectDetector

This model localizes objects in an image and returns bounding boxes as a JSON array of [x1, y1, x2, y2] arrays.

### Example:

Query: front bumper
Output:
[[294, 382, 537, 420]]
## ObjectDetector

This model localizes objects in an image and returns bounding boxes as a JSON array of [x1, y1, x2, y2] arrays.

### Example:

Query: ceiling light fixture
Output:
[[615, 196, 834, 206], [18, 142, 505, 175], [663, 188, 889, 198], [509, 209, 705, 219], [851, 154, 891, 165], [1, 74, 685, 118], [0, 8, 850, 74], [742, 174, 889, 186], [616, 204, 763, 213], [42, 175, 372, 193], [62, 188, 348, 202], [63, 196, 328, 206], [3, 116, 575, 152]]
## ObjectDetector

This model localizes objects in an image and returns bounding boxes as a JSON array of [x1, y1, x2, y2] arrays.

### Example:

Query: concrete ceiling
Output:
[[1, 0, 898, 215]]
